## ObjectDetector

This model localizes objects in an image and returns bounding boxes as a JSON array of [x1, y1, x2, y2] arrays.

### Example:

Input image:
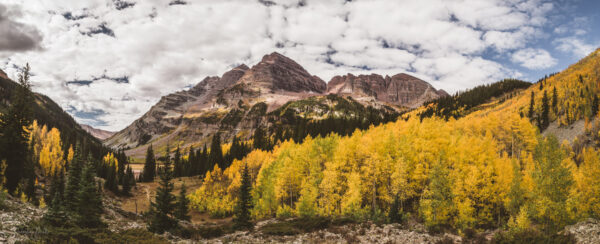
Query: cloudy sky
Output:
[[0, 0, 599, 131]]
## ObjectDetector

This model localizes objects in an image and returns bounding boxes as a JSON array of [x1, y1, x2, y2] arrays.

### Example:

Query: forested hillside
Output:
[[188, 48, 600, 240]]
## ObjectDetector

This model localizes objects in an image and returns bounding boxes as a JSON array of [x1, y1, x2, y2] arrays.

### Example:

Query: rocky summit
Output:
[[327, 73, 448, 108], [105, 52, 446, 157]]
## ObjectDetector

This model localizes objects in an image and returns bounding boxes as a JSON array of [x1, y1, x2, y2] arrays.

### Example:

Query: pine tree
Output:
[[76, 160, 104, 228], [122, 165, 134, 195], [148, 151, 177, 233], [104, 160, 118, 193], [173, 146, 182, 177], [47, 170, 65, 208], [592, 95, 599, 118], [420, 162, 454, 231], [0, 64, 33, 194], [234, 163, 253, 230], [64, 143, 83, 210], [389, 194, 403, 223], [43, 189, 70, 227], [142, 145, 156, 182], [541, 90, 550, 130], [528, 91, 535, 119], [552, 87, 558, 113], [209, 133, 224, 169], [174, 183, 191, 221], [24, 137, 37, 204]]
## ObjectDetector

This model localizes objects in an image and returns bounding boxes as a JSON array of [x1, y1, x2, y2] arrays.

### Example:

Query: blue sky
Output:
[[0, 0, 599, 131]]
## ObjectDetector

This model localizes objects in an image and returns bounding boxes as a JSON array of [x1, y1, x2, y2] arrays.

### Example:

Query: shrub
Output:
[[491, 228, 575, 244]]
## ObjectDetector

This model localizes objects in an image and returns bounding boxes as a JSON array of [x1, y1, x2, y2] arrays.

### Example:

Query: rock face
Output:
[[0, 69, 7, 80], [327, 73, 448, 108], [106, 52, 445, 157], [81, 124, 115, 140], [564, 218, 600, 244]]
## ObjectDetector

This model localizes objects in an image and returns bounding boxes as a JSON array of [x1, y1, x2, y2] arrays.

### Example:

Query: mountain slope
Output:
[[106, 52, 446, 157], [0, 69, 109, 158], [81, 124, 115, 140]]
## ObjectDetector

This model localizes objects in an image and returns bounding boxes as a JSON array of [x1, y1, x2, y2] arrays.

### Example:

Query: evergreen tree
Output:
[[65, 143, 83, 210], [76, 160, 104, 228], [43, 189, 70, 227], [142, 145, 156, 182], [173, 146, 182, 177], [0, 64, 33, 194], [104, 160, 118, 193], [174, 183, 191, 221], [47, 170, 65, 208], [389, 194, 403, 223], [528, 91, 535, 119], [233, 163, 253, 230], [209, 133, 224, 169], [24, 137, 37, 204], [253, 127, 267, 150], [122, 165, 134, 195], [592, 95, 599, 118], [552, 87, 558, 112], [541, 90, 550, 130], [148, 151, 177, 233]]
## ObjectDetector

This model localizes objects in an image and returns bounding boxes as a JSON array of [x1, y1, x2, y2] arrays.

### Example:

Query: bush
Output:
[[260, 216, 353, 236], [191, 223, 235, 239], [491, 228, 575, 244], [94, 228, 169, 243]]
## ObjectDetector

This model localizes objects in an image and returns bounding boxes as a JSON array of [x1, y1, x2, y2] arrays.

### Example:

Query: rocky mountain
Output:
[[327, 73, 448, 108], [81, 124, 115, 140], [0, 69, 109, 158], [105, 53, 446, 157]]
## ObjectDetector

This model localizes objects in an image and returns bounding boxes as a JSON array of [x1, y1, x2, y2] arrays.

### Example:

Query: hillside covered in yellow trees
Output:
[[190, 49, 600, 238]]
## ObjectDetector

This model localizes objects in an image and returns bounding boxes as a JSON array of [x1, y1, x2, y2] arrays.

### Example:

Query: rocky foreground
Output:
[[2, 193, 600, 244]]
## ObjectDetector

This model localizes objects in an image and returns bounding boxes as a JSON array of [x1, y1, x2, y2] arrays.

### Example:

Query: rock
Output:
[[327, 73, 448, 108], [564, 218, 600, 244]]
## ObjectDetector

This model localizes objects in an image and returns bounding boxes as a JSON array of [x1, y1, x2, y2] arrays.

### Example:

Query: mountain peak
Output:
[[327, 72, 447, 108], [238, 52, 327, 93]]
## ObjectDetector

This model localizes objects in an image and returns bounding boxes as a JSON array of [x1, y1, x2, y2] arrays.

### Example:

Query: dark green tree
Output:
[[541, 90, 550, 130], [552, 87, 558, 113], [592, 95, 599, 118], [104, 160, 118, 193], [389, 194, 403, 223], [122, 165, 134, 195], [233, 163, 253, 230], [142, 145, 156, 182], [76, 160, 104, 228], [173, 146, 182, 177], [0, 64, 33, 194], [47, 170, 65, 208], [148, 151, 177, 233], [174, 183, 191, 221], [65, 143, 83, 210], [528, 91, 535, 119], [209, 133, 224, 169]]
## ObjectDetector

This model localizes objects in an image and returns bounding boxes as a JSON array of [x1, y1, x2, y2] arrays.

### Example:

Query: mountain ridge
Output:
[[105, 52, 447, 157]]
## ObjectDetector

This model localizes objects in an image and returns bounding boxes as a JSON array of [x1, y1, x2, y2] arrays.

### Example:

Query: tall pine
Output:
[[540, 90, 550, 130], [148, 151, 177, 233], [76, 160, 104, 228], [209, 133, 224, 169], [142, 145, 156, 182], [64, 142, 83, 210], [233, 163, 253, 230], [0, 64, 33, 194], [528, 91, 535, 119], [174, 183, 191, 221]]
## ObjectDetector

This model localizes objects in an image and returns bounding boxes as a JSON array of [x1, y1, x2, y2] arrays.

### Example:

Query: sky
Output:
[[0, 0, 599, 131]]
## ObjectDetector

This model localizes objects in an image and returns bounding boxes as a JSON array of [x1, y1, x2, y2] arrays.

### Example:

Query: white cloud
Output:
[[511, 48, 557, 70], [0, 0, 557, 130], [555, 37, 597, 58]]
